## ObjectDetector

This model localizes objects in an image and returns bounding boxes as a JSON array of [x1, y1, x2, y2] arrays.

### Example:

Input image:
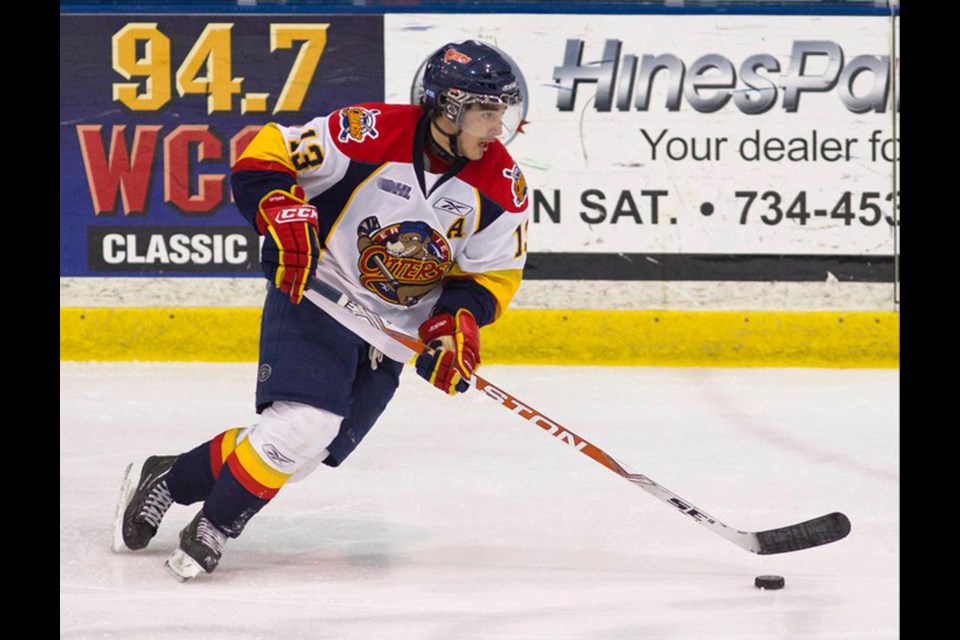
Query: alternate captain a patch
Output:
[[338, 107, 381, 143], [502, 163, 528, 208], [355, 217, 451, 307]]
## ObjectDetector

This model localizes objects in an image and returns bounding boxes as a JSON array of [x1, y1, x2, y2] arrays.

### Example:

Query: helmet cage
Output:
[[438, 87, 522, 139]]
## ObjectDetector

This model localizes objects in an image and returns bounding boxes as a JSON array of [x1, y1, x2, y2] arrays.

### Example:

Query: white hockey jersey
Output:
[[234, 103, 530, 338]]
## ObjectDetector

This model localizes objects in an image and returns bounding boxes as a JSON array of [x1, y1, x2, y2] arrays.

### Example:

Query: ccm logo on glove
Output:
[[273, 207, 319, 224], [256, 186, 320, 304]]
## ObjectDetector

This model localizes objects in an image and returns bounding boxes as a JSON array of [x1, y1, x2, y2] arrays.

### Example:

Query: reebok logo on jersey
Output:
[[377, 177, 412, 200], [274, 206, 318, 224], [433, 197, 474, 217]]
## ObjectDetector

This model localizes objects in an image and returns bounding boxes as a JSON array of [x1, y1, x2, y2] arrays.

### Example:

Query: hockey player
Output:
[[111, 40, 530, 581]]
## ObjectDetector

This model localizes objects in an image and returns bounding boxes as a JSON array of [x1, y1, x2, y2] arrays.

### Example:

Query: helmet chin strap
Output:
[[429, 116, 461, 163]]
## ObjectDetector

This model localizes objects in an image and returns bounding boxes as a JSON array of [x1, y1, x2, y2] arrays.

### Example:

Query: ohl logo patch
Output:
[[355, 216, 451, 307], [502, 163, 528, 208], [338, 107, 380, 143]]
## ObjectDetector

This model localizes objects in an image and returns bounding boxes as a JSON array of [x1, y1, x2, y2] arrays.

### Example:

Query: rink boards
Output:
[[59, 7, 900, 366]]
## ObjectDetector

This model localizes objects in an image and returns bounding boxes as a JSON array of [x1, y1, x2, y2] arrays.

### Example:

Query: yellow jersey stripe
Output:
[[236, 123, 296, 173], [447, 266, 524, 322]]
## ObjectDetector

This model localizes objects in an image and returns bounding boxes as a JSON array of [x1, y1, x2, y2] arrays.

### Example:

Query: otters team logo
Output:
[[502, 163, 528, 207], [355, 216, 452, 307], [338, 107, 380, 143]]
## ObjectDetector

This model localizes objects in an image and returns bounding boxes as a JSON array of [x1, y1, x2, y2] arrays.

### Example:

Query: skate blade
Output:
[[165, 549, 204, 582], [110, 461, 139, 553]]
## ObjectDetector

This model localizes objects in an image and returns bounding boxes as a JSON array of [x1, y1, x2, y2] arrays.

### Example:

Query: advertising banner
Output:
[[385, 14, 899, 282], [60, 14, 384, 277], [60, 12, 899, 285]]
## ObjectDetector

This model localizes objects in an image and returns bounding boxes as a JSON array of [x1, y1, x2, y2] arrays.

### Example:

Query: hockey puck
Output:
[[755, 575, 785, 590]]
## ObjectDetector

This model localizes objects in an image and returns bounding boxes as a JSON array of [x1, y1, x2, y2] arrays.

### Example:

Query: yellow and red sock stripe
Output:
[[208, 428, 241, 479], [225, 437, 292, 500]]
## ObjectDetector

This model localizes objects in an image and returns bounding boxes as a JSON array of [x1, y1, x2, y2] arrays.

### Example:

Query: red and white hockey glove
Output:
[[256, 185, 320, 304], [415, 309, 481, 395]]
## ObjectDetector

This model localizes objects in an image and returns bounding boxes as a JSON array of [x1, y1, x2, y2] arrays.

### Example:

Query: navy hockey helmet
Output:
[[421, 41, 523, 139]]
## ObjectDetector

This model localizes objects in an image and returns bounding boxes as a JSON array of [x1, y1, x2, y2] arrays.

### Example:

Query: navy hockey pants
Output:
[[255, 284, 404, 467]]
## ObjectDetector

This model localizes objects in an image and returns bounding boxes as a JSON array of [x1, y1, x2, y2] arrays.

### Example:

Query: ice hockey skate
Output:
[[111, 455, 177, 552], [164, 510, 228, 582]]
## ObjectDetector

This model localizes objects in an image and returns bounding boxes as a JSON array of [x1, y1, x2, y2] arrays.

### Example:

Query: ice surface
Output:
[[60, 363, 899, 639]]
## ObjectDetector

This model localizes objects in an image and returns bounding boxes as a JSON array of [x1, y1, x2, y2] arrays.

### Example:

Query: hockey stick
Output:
[[305, 276, 851, 555]]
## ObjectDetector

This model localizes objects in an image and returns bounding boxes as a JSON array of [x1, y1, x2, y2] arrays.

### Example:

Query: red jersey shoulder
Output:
[[326, 103, 420, 164], [457, 142, 529, 213]]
